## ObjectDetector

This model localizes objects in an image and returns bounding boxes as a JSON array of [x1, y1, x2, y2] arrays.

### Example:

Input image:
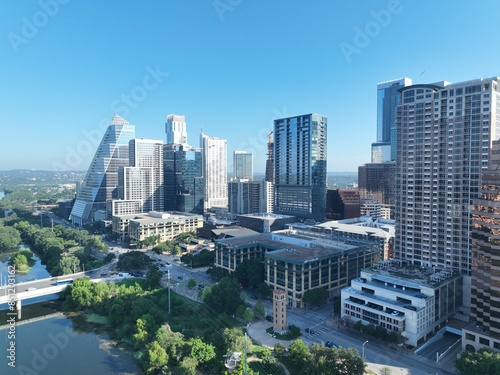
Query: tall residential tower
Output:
[[200, 132, 228, 210], [395, 77, 500, 275], [273, 113, 327, 221]]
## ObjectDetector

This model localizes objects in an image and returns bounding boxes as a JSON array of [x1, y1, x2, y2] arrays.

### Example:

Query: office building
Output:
[[233, 151, 253, 180], [317, 217, 395, 260], [165, 114, 187, 145], [274, 113, 327, 221], [214, 226, 377, 307], [358, 162, 395, 208], [395, 77, 500, 275], [236, 213, 296, 233], [200, 132, 228, 210], [164, 143, 204, 213], [326, 189, 361, 220], [462, 140, 500, 352], [70, 114, 135, 225], [228, 180, 273, 215], [265, 131, 274, 183], [373, 78, 412, 162], [341, 265, 462, 347]]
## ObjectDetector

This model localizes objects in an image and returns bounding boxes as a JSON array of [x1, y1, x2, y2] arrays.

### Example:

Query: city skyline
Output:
[[2, 1, 500, 172]]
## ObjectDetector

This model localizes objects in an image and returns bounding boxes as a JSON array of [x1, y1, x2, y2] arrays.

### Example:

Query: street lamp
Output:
[[362, 340, 368, 359]]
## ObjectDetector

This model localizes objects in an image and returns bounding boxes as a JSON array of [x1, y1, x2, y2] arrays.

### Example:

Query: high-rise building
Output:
[[462, 140, 500, 352], [265, 131, 274, 183], [70, 114, 135, 225], [163, 143, 204, 213], [274, 113, 327, 221], [200, 132, 228, 210], [358, 162, 395, 210], [233, 151, 253, 180], [326, 189, 360, 220], [228, 180, 273, 214], [165, 114, 187, 145], [128, 138, 164, 211], [373, 78, 412, 162], [395, 77, 500, 275]]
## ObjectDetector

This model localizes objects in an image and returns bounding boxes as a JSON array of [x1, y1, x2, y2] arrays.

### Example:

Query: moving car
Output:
[[325, 341, 337, 348]]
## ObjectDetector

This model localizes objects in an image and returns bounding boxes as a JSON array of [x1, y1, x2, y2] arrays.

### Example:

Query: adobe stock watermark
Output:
[[340, 0, 405, 64], [236, 107, 290, 157], [213, 0, 242, 21], [7, 0, 70, 54], [15, 326, 78, 375], [51, 65, 169, 171], [6, 266, 16, 369]]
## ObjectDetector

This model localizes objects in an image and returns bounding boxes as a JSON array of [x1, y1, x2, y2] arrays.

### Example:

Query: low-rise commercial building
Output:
[[215, 227, 378, 307], [341, 265, 463, 346], [112, 211, 203, 243]]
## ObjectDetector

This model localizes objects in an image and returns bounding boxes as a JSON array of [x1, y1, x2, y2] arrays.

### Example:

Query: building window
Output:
[[479, 337, 490, 346]]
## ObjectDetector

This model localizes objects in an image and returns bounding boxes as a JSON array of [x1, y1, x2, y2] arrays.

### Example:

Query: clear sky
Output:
[[1, 0, 500, 173]]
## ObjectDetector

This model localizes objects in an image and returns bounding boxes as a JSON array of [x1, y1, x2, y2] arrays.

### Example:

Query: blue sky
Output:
[[1, 0, 500, 172]]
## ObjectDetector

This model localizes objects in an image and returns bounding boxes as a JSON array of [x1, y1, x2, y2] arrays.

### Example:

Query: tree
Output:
[[289, 339, 310, 368], [189, 338, 216, 363], [456, 348, 500, 375], [142, 341, 169, 374], [379, 367, 392, 375], [0, 225, 21, 251], [222, 327, 245, 353], [69, 277, 94, 308], [273, 342, 285, 357], [155, 326, 185, 365], [10, 253, 28, 270], [242, 307, 254, 322], [253, 300, 265, 319], [178, 356, 198, 375], [205, 277, 243, 315], [234, 258, 264, 289], [58, 255, 80, 274], [302, 287, 329, 307], [144, 264, 162, 290], [309, 344, 366, 375], [187, 278, 197, 289]]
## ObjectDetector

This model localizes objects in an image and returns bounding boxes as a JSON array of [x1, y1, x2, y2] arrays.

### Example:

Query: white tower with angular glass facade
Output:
[[70, 114, 135, 225]]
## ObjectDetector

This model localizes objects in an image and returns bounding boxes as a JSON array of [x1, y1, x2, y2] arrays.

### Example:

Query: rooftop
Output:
[[363, 262, 461, 288], [115, 211, 202, 223]]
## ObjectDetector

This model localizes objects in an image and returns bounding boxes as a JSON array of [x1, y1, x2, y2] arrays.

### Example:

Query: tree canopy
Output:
[[456, 348, 500, 375]]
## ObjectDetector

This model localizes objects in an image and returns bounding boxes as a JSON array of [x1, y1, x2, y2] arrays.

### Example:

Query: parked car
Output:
[[177, 276, 183, 280], [265, 315, 273, 322]]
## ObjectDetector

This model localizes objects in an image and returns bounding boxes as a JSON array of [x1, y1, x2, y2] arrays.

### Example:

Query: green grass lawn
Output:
[[266, 327, 301, 341]]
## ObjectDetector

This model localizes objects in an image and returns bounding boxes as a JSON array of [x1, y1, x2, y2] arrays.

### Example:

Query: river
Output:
[[0, 249, 139, 375]]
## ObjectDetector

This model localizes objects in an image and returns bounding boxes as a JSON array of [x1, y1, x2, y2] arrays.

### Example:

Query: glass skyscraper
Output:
[[233, 150, 253, 180], [273, 113, 327, 221], [373, 77, 412, 162], [70, 114, 135, 224], [164, 143, 204, 214], [165, 114, 187, 145]]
